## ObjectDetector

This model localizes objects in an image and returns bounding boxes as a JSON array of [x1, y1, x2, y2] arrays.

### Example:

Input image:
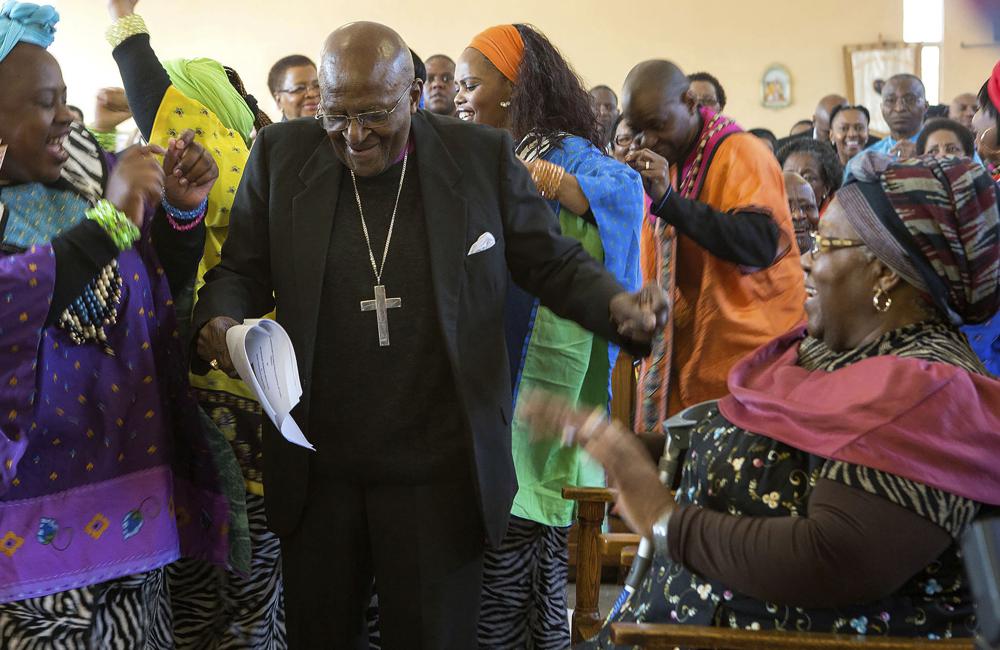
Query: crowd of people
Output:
[[0, 0, 998, 648]]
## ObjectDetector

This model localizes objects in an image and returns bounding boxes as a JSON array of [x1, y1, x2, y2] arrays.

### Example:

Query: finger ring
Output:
[[210, 359, 220, 371], [645, 160, 650, 171]]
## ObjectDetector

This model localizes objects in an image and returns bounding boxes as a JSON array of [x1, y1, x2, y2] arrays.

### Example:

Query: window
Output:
[[904, 0, 943, 104], [904, 0, 944, 42]]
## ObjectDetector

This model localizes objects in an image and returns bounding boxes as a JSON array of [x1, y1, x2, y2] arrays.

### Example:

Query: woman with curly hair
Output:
[[454, 24, 644, 649], [777, 137, 843, 216]]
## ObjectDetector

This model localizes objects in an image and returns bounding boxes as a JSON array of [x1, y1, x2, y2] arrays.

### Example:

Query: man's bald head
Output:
[[816, 94, 848, 115], [949, 92, 978, 129], [620, 60, 700, 165], [318, 21, 421, 177], [813, 94, 848, 142], [623, 60, 690, 106], [885, 73, 925, 97], [320, 21, 414, 92]]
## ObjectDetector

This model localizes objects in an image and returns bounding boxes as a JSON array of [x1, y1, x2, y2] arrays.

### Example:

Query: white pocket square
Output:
[[467, 232, 496, 256]]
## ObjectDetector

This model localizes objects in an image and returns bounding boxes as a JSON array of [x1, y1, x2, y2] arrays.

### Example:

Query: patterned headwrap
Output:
[[162, 58, 255, 146], [840, 152, 1000, 325], [0, 1, 57, 63], [468, 24, 524, 83]]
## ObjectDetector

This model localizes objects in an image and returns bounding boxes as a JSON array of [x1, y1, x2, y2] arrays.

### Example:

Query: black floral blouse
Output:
[[579, 322, 986, 648]]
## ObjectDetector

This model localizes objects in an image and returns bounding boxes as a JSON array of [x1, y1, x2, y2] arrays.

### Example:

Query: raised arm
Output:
[[107, 0, 170, 140]]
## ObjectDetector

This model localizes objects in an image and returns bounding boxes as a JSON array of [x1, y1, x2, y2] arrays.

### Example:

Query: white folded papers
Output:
[[225, 318, 315, 451]]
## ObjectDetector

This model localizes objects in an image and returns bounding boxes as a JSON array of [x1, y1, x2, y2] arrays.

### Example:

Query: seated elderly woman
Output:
[[917, 118, 976, 159], [521, 153, 1000, 645], [0, 3, 231, 646]]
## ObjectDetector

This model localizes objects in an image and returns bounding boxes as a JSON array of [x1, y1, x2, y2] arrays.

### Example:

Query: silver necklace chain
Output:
[[350, 153, 408, 285]]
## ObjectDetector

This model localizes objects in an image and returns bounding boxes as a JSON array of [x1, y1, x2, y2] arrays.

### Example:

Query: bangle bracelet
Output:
[[651, 507, 673, 562], [531, 160, 566, 200], [86, 200, 140, 251], [162, 196, 208, 221], [106, 13, 149, 48]]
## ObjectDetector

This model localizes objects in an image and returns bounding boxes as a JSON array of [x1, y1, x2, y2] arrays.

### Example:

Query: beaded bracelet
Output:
[[162, 196, 208, 232], [162, 196, 207, 221], [88, 129, 117, 153], [86, 200, 140, 251], [167, 213, 205, 232], [106, 13, 149, 48]]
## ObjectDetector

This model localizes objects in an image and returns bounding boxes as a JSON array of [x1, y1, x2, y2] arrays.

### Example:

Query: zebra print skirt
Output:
[[167, 492, 286, 649], [0, 568, 172, 649], [478, 515, 571, 650]]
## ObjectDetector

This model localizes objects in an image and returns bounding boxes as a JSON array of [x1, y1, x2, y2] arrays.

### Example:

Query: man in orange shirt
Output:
[[624, 60, 805, 426]]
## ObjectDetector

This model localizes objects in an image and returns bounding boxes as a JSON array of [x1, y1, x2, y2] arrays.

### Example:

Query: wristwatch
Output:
[[651, 508, 673, 562]]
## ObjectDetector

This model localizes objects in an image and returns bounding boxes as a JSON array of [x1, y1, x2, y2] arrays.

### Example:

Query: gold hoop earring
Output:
[[977, 127, 1000, 157], [872, 287, 892, 313], [500, 101, 511, 108]]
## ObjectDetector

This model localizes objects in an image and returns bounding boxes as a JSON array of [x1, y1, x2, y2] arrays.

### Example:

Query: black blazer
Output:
[[193, 110, 642, 545]]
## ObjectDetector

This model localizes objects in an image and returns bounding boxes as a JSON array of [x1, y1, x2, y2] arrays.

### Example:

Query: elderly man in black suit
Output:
[[194, 21, 665, 650]]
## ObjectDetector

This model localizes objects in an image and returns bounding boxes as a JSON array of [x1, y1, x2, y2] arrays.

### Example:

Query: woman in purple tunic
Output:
[[0, 3, 230, 646]]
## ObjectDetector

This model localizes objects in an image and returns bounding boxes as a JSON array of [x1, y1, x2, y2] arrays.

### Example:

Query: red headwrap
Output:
[[468, 24, 524, 83], [989, 59, 1000, 111]]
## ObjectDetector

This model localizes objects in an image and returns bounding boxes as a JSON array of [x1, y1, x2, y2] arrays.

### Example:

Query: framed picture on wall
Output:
[[761, 64, 792, 109], [844, 42, 922, 135]]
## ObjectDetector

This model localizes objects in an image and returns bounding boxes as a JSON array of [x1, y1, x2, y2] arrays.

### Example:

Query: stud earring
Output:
[[500, 101, 511, 108]]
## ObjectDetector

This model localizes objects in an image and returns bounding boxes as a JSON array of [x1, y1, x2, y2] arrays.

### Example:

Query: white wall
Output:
[[44, 0, 994, 135], [941, 0, 1000, 105]]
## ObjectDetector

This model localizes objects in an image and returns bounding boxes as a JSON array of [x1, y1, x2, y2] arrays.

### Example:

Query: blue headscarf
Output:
[[0, 1, 58, 63]]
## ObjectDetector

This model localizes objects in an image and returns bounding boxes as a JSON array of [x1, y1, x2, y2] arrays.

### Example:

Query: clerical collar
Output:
[[392, 135, 415, 165]]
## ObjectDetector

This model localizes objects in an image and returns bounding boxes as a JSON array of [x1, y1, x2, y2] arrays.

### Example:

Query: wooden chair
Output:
[[609, 623, 974, 649], [565, 352, 641, 582], [564, 352, 642, 641], [567, 356, 977, 649], [563, 486, 620, 643], [565, 491, 976, 649]]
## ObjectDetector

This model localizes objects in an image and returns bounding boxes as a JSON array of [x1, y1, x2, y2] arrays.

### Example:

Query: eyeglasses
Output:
[[807, 231, 867, 256], [882, 94, 923, 109], [613, 133, 634, 147], [315, 85, 412, 133], [279, 81, 320, 97]]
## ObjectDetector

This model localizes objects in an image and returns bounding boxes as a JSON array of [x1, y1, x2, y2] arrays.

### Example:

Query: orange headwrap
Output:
[[468, 24, 524, 83]]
